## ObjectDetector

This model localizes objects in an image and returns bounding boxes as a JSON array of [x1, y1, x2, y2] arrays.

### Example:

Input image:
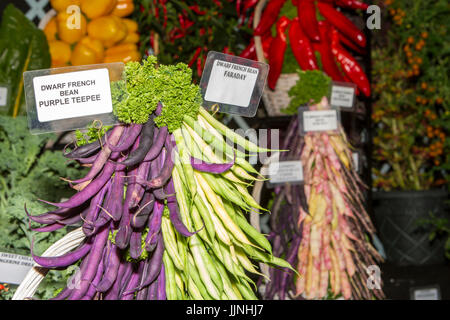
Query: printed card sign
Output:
[[353, 152, 359, 173], [0, 86, 8, 107], [410, 285, 441, 300], [33, 68, 112, 122], [200, 51, 269, 117], [330, 81, 356, 109], [303, 110, 338, 132], [23, 62, 124, 134], [268, 160, 304, 185], [0, 252, 34, 285], [204, 60, 259, 107]]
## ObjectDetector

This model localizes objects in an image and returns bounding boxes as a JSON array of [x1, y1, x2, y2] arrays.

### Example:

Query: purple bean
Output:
[[81, 246, 106, 300], [107, 124, 141, 152], [75, 153, 99, 165], [145, 200, 163, 251], [105, 261, 128, 300], [147, 278, 158, 300], [129, 160, 152, 208], [39, 160, 116, 209], [167, 199, 198, 237], [143, 126, 168, 162], [189, 152, 235, 174], [121, 263, 141, 300], [67, 225, 109, 300], [96, 244, 121, 292], [82, 180, 110, 236], [50, 287, 72, 300], [118, 116, 155, 167], [31, 239, 92, 268], [131, 193, 154, 229], [157, 262, 166, 300], [129, 230, 143, 260], [31, 222, 66, 232], [115, 180, 134, 249], [127, 233, 164, 293]]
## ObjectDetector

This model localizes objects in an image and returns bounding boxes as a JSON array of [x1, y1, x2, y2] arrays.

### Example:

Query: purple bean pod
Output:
[[31, 237, 93, 268], [157, 262, 166, 300], [67, 224, 109, 300], [96, 243, 121, 292], [144, 200, 164, 251]]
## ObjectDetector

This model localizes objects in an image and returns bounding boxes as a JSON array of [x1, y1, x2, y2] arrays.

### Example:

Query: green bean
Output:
[[163, 252, 177, 300], [190, 204, 211, 247], [193, 192, 216, 242], [198, 108, 284, 153], [210, 254, 242, 300], [161, 216, 184, 270], [173, 129, 197, 203], [184, 115, 247, 159], [187, 254, 213, 300], [232, 208, 273, 253], [191, 235, 223, 294], [189, 234, 221, 300], [201, 172, 250, 210], [233, 278, 258, 300]]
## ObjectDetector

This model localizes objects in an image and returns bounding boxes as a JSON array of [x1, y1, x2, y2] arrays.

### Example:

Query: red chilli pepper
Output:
[[268, 16, 291, 90], [312, 21, 345, 82], [262, 34, 274, 60], [289, 17, 318, 70], [188, 47, 202, 68], [240, 40, 257, 60], [196, 56, 203, 77], [254, 0, 287, 36], [334, 0, 369, 11], [297, 0, 321, 42], [317, 2, 366, 47], [189, 5, 206, 15], [330, 28, 370, 96], [243, 0, 259, 12], [337, 30, 366, 55]]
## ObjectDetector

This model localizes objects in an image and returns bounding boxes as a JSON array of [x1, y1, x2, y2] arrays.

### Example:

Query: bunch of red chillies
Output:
[[239, 0, 370, 96]]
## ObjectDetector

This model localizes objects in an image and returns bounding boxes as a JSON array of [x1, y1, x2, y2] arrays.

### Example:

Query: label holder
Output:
[[199, 51, 269, 117], [0, 83, 10, 109], [263, 156, 305, 189], [23, 62, 125, 135], [329, 81, 357, 111], [298, 106, 341, 136]]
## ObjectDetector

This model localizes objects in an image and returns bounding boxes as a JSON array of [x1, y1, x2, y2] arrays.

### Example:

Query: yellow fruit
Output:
[[70, 42, 97, 66], [56, 11, 87, 44], [80, 0, 117, 19], [43, 17, 58, 41], [87, 15, 127, 47], [50, 0, 81, 12], [49, 40, 72, 67], [78, 37, 105, 63], [122, 18, 138, 33], [111, 0, 134, 17]]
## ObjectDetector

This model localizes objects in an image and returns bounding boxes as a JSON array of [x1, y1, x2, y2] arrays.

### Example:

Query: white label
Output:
[[330, 85, 355, 108], [0, 87, 7, 107], [0, 252, 34, 285], [204, 59, 259, 107], [303, 110, 338, 132], [268, 161, 303, 184], [413, 288, 439, 300], [353, 152, 359, 172], [33, 68, 112, 122]]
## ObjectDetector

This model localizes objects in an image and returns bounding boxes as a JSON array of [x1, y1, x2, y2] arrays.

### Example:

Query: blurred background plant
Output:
[[133, 0, 253, 81], [371, 0, 450, 191], [0, 115, 86, 299]]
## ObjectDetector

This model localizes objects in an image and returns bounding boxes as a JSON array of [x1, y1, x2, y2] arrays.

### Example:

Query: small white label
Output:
[[268, 161, 303, 184], [204, 59, 259, 107], [0, 252, 34, 285], [0, 87, 7, 107], [33, 68, 112, 122], [303, 110, 338, 132], [352, 152, 359, 172], [413, 288, 439, 300], [330, 85, 355, 108]]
